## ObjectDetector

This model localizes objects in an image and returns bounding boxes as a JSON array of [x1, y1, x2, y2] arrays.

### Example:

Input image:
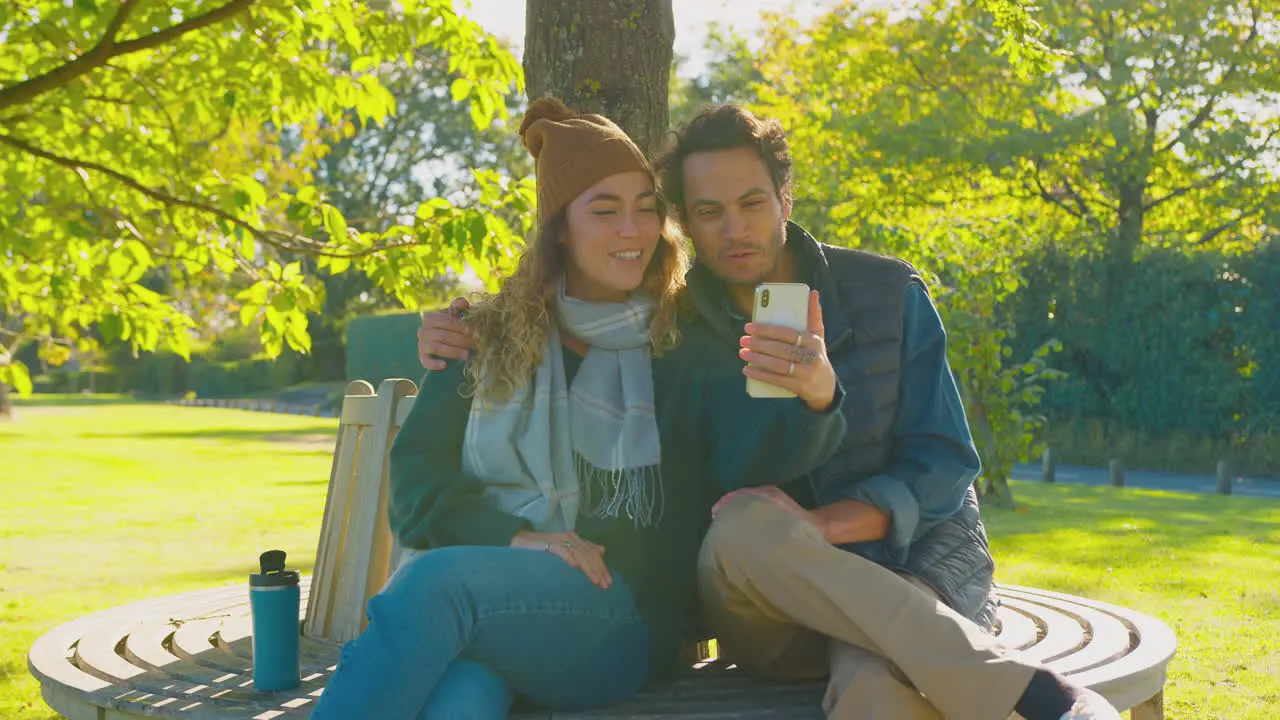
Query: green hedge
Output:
[[115, 352, 303, 398], [33, 370, 124, 394], [344, 312, 427, 386], [1011, 242, 1279, 463]]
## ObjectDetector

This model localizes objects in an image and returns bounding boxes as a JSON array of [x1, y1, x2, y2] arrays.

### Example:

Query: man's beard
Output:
[[722, 225, 786, 288]]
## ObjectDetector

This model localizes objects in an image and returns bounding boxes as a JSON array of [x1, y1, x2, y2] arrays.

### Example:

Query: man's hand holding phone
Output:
[[740, 289, 838, 412]]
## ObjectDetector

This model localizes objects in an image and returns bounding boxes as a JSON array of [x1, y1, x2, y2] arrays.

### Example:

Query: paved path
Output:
[[1012, 462, 1280, 499]]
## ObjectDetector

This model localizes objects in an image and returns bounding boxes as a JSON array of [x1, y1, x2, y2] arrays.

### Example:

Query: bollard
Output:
[[1216, 459, 1232, 495], [1109, 459, 1125, 487], [1041, 447, 1056, 484]]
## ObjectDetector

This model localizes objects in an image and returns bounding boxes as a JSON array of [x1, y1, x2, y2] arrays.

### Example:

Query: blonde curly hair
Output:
[[462, 195, 690, 401]]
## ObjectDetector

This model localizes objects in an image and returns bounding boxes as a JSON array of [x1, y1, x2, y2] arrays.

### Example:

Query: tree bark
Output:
[[0, 375, 12, 420], [524, 0, 674, 154], [979, 475, 1017, 509]]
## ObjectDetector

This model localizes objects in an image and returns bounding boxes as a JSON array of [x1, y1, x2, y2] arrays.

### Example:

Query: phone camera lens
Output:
[[761, 289, 770, 308]]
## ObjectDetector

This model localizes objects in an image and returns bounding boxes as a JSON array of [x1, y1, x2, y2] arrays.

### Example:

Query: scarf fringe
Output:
[[576, 453, 664, 528]]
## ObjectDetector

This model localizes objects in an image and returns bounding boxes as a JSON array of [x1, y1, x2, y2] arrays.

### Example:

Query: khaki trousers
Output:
[[697, 495, 1036, 720]]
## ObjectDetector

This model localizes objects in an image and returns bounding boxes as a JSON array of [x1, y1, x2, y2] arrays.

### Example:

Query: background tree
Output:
[[0, 0, 527, 416], [754, 0, 1280, 266], [303, 44, 532, 379]]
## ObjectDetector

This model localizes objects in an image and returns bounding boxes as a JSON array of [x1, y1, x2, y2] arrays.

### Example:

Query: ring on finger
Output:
[[562, 540, 575, 550], [787, 360, 796, 377], [793, 330, 804, 347]]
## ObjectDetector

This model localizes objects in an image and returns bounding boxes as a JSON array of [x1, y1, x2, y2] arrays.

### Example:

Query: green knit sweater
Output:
[[387, 319, 847, 675]]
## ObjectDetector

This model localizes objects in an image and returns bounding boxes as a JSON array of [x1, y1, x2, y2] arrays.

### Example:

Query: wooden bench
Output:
[[30, 379, 1177, 719]]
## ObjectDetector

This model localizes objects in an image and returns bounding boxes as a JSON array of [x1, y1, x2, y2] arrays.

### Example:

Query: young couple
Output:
[[310, 99, 1120, 720]]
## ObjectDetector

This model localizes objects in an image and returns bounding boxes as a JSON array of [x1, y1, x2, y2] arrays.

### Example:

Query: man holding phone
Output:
[[416, 104, 1118, 720]]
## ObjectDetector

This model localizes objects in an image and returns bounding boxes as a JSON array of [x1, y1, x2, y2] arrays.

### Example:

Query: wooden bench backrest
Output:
[[303, 379, 418, 644]]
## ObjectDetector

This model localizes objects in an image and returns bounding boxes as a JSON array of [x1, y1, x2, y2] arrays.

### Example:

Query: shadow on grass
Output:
[[983, 482, 1280, 596], [15, 394, 138, 407], [987, 483, 1279, 544], [271, 478, 332, 486], [83, 426, 339, 442]]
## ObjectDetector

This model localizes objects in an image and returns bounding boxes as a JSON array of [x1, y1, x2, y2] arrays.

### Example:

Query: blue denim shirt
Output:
[[833, 282, 982, 568]]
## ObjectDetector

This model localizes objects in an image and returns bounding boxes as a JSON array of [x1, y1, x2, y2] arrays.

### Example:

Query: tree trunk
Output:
[[0, 379, 12, 420], [524, 0, 674, 154], [979, 475, 1017, 509]]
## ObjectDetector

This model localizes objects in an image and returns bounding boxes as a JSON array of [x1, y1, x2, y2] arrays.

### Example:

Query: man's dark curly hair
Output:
[[654, 104, 793, 222]]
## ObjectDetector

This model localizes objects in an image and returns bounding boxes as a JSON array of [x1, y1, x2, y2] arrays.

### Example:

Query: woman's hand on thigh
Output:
[[510, 530, 612, 589]]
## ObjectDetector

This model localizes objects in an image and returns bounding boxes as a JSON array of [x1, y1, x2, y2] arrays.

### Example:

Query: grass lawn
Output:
[[2, 397, 1278, 719], [1, 396, 337, 719]]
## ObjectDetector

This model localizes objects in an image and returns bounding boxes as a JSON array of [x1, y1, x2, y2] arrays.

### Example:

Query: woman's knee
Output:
[[419, 660, 512, 720], [367, 546, 481, 620]]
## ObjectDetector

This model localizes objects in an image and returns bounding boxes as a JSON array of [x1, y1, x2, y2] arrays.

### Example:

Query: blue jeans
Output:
[[310, 546, 651, 719]]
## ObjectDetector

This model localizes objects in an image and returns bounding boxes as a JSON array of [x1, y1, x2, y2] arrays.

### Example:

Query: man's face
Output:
[[679, 147, 791, 288]]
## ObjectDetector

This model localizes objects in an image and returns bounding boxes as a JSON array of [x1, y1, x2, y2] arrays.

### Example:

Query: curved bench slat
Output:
[[1002, 585, 1176, 711], [171, 617, 254, 676], [999, 596, 1086, 663], [997, 588, 1132, 676], [992, 603, 1041, 651]]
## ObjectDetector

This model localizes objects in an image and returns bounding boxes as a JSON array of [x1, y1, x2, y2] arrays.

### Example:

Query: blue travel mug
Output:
[[249, 549, 301, 691]]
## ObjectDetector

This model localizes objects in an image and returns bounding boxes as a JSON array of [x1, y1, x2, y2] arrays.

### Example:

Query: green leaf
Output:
[[416, 198, 454, 220], [286, 202, 311, 223], [323, 205, 348, 241], [284, 313, 312, 353], [450, 78, 473, 103], [469, 91, 496, 129], [295, 186, 321, 206], [236, 176, 268, 208], [270, 292, 295, 312], [100, 315, 123, 343], [107, 247, 131, 279], [264, 305, 285, 332], [2, 361, 33, 396], [469, 214, 488, 253], [326, 255, 351, 274], [335, 9, 363, 51]]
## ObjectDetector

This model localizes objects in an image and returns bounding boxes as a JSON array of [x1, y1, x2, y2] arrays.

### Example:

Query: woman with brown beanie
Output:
[[308, 98, 849, 719]]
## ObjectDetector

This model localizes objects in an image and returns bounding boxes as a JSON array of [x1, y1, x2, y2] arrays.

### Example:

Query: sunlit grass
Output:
[[1, 396, 337, 719]]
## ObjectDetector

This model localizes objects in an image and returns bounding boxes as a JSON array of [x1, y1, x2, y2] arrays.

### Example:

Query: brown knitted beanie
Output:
[[518, 97, 651, 220]]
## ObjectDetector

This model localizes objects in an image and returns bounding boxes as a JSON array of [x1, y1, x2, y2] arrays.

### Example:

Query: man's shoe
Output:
[[1057, 688, 1121, 720]]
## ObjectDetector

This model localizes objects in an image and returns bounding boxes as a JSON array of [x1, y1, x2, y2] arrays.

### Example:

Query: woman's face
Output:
[[560, 170, 662, 302]]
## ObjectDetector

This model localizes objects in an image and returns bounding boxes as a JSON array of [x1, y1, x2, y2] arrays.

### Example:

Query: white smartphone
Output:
[[746, 282, 811, 399]]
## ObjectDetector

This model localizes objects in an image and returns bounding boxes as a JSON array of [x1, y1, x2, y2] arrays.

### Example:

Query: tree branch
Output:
[[1027, 165, 1083, 219], [1143, 167, 1235, 211], [0, 0, 255, 111], [1159, 9, 1259, 155], [0, 133, 424, 259], [1195, 215, 1248, 246], [102, 0, 144, 46]]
